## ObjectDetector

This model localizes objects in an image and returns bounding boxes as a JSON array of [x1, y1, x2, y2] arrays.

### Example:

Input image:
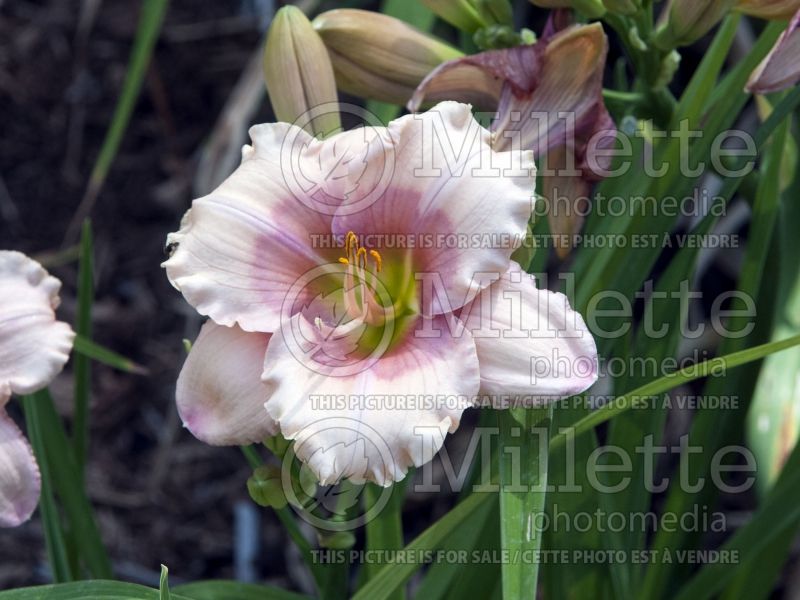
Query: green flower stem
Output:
[[363, 483, 405, 599], [497, 406, 553, 599], [239, 446, 325, 594]]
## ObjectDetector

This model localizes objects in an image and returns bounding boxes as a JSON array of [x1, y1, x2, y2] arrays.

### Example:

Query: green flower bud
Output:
[[473, 24, 525, 50], [264, 433, 290, 459], [603, 0, 639, 14], [420, 0, 488, 32], [528, 0, 606, 19], [475, 0, 514, 26], [318, 530, 356, 550], [247, 465, 287, 510], [313, 9, 462, 105], [653, 0, 736, 49], [263, 6, 341, 137]]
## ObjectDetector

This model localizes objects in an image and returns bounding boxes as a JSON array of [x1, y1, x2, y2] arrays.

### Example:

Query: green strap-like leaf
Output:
[[73, 335, 147, 374], [0, 580, 192, 600], [73, 220, 94, 480], [22, 396, 74, 583], [352, 491, 490, 600], [159, 565, 170, 600], [551, 333, 800, 451], [173, 580, 311, 600], [66, 0, 170, 240], [27, 390, 113, 579]]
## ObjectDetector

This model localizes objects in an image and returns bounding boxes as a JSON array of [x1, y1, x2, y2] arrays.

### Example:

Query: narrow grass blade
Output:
[[159, 565, 170, 600], [352, 491, 491, 600], [174, 581, 311, 600], [414, 495, 500, 600], [66, 0, 170, 241], [641, 109, 794, 599], [721, 430, 800, 599], [673, 467, 800, 600], [73, 220, 93, 479], [22, 395, 74, 583], [0, 581, 193, 600], [745, 133, 800, 496], [549, 333, 800, 450], [30, 390, 113, 579], [0, 580, 312, 600], [73, 335, 147, 374]]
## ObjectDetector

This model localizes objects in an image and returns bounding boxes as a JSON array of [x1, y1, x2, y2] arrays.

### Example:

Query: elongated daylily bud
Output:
[[475, 0, 515, 26], [746, 10, 800, 92], [736, 0, 800, 19], [421, 0, 489, 32], [263, 6, 340, 137], [654, 0, 736, 48], [603, 0, 639, 15], [529, 0, 606, 19], [312, 9, 462, 105]]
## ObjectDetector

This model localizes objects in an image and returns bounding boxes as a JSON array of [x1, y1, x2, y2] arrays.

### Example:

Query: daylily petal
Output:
[[0, 410, 40, 528], [177, 320, 278, 445], [0, 251, 74, 404], [332, 101, 536, 315], [408, 52, 527, 112], [163, 122, 389, 333], [746, 10, 800, 93], [541, 146, 593, 260], [498, 24, 612, 162], [262, 313, 480, 485], [460, 263, 598, 407]]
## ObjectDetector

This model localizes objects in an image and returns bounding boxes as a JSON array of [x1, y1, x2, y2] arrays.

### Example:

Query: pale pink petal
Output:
[[0, 410, 40, 527], [460, 263, 598, 407], [332, 101, 536, 315], [0, 251, 74, 404], [746, 10, 800, 94], [262, 313, 480, 485], [163, 122, 391, 333], [177, 320, 278, 445]]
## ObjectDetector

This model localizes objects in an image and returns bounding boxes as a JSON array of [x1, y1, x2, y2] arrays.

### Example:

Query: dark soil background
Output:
[[0, 0, 793, 596]]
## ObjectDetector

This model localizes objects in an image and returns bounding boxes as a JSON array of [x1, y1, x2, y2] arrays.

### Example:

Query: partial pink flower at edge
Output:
[[0, 251, 75, 527], [746, 9, 800, 94]]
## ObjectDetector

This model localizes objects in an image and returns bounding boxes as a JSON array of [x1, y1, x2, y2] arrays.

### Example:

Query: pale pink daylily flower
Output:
[[0, 251, 75, 527], [746, 9, 800, 94], [164, 101, 598, 486]]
